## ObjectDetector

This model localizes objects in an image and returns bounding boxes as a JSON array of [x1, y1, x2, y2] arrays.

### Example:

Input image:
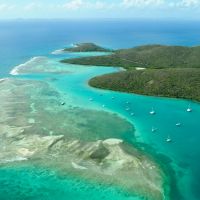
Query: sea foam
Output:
[[1, 156, 27, 164], [51, 49, 65, 55], [10, 56, 46, 75]]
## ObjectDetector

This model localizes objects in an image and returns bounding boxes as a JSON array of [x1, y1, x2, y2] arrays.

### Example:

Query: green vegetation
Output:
[[61, 44, 200, 101], [89, 68, 200, 101], [61, 45, 200, 69], [64, 43, 112, 52]]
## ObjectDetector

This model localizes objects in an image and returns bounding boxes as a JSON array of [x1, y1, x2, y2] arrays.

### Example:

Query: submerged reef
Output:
[[10, 57, 71, 75], [0, 78, 169, 200]]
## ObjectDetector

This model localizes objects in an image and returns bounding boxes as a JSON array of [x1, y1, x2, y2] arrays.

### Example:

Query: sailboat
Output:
[[176, 122, 181, 127], [150, 107, 156, 115], [166, 136, 172, 143], [151, 127, 157, 132], [61, 102, 65, 106], [187, 104, 192, 112]]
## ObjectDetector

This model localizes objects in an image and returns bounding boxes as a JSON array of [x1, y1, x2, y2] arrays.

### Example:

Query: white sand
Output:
[[51, 49, 65, 55], [136, 67, 146, 70], [103, 138, 123, 145], [71, 162, 87, 170]]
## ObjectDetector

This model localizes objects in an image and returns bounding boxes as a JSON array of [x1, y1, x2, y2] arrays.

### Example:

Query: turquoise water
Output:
[[0, 166, 139, 200], [12, 51, 200, 200], [1, 20, 200, 200], [51, 55, 200, 200]]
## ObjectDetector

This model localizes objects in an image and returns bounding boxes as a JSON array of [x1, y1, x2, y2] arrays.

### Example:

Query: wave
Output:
[[71, 162, 87, 170], [0, 78, 8, 83], [10, 56, 47, 75], [71, 43, 78, 48], [1, 156, 27, 164], [51, 49, 65, 55]]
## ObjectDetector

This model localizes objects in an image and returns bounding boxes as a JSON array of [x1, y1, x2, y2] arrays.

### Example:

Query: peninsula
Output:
[[61, 44, 200, 101], [64, 43, 112, 52]]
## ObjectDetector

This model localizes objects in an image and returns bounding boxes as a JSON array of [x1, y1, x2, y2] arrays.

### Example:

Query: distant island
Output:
[[64, 43, 112, 52], [61, 43, 200, 102]]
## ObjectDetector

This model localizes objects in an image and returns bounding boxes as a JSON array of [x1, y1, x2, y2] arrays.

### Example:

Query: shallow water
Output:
[[51, 57, 200, 200], [0, 165, 140, 200]]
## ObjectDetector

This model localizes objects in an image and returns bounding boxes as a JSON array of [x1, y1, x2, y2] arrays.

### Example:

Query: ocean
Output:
[[0, 19, 200, 200], [1, 19, 200, 76]]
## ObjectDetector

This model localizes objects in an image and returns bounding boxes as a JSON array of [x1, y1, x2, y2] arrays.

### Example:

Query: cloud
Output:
[[121, 0, 164, 8], [24, 3, 41, 11], [177, 0, 200, 7], [169, 0, 200, 8], [61, 0, 112, 10], [121, 0, 200, 8], [62, 0, 85, 10], [0, 3, 15, 11], [0, 0, 200, 19]]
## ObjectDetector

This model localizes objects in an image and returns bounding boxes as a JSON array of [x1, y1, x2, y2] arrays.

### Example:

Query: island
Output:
[[61, 44, 200, 101], [64, 43, 112, 52]]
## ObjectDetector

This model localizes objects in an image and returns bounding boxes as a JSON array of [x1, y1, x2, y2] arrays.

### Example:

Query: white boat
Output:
[[150, 108, 156, 115], [130, 113, 134, 116], [126, 107, 130, 111], [102, 104, 105, 107], [176, 123, 181, 127], [151, 127, 157, 132], [187, 104, 192, 112], [166, 136, 172, 143], [89, 98, 93, 101]]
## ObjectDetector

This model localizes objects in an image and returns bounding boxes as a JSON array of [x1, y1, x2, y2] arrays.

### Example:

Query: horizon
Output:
[[0, 17, 200, 22]]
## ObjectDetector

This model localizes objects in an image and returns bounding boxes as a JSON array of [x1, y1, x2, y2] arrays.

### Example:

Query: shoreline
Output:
[[89, 79, 200, 104], [10, 56, 44, 75], [88, 69, 200, 103]]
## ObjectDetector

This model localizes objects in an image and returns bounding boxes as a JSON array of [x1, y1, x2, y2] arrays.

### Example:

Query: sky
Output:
[[0, 0, 200, 20]]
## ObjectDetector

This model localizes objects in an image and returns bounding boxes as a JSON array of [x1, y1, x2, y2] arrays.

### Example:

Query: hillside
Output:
[[61, 45, 200, 69], [61, 44, 200, 101], [89, 68, 200, 101], [64, 43, 112, 52]]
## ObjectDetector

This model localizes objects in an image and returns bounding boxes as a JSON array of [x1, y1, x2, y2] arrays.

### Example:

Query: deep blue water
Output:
[[1, 19, 200, 77]]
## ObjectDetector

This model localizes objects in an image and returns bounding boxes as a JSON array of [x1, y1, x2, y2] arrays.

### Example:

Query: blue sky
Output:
[[0, 0, 200, 19]]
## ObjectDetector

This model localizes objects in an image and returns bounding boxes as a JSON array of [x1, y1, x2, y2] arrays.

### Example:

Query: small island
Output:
[[64, 43, 112, 52], [61, 44, 200, 101]]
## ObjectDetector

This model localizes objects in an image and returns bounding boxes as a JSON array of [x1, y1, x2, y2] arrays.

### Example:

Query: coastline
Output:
[[51, 49, 65, 55], [10, 57, 44, 75], [89, 79, 200, 104]]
